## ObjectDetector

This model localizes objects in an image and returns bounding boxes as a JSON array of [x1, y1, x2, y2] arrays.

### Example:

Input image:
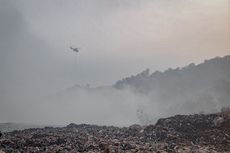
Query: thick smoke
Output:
[[114, 57, 230, 124], [45, 55, 230, 126]]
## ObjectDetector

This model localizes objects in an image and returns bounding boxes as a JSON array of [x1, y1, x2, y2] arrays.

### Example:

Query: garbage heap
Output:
[[0, 112, 229, 153]]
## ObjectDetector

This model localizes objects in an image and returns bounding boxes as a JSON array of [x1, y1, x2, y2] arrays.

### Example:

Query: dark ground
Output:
[[0, 112, 230, 153]]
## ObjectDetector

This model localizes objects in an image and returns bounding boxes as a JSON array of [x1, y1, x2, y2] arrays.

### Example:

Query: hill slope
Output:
[[114, 55, 230, 118]]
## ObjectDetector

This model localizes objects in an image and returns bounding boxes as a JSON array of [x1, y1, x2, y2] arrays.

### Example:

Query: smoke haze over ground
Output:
[[0, 0, 230, 126]]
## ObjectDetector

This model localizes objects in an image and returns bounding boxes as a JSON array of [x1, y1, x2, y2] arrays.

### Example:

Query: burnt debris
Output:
[[0, 112, 230, 153]]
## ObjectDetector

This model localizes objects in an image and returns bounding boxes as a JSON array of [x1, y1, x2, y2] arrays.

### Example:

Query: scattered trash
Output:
[[0, 112, 229, 153]]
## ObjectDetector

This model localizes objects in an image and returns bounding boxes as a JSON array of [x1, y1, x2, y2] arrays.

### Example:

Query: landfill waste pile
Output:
[[0, 112, 230, 153], [0, 123, 44, 133]]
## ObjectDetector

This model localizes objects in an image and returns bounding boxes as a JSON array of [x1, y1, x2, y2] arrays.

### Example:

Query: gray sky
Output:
[[0, 0, 230, 125], [3, 0, 230, 86]]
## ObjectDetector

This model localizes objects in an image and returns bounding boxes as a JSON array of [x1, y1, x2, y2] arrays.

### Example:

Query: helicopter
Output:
[[70, 46, 80, 53]]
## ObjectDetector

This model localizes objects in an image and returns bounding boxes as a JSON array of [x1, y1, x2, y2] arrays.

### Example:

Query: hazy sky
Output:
[[2, 0, 230, 86], [0, 0, 230, 125]]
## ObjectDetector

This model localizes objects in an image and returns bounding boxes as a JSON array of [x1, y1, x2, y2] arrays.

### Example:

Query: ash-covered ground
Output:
[[0, 111, 230, 153]]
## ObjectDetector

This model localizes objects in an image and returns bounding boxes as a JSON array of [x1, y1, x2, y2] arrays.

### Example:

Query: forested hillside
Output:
[[114, 56, 230, 118]]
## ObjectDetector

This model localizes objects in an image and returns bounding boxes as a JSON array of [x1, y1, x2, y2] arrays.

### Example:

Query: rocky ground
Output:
[[0, 112, 230, 153]]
